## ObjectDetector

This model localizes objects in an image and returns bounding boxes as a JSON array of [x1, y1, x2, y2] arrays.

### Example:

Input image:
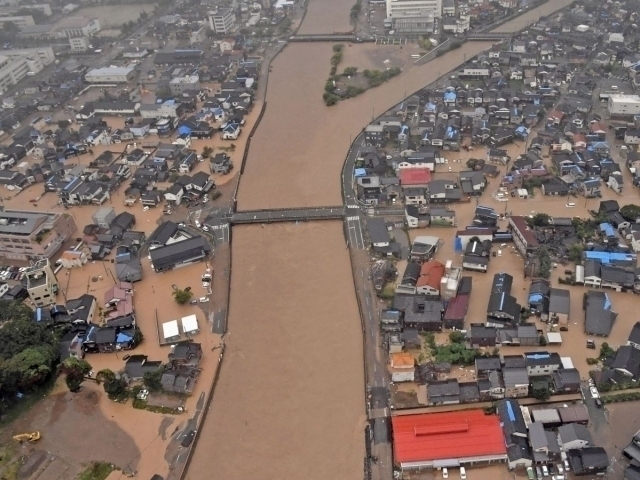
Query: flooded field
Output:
[[185, 222, 365, 480], [237, 41, 492, 210]]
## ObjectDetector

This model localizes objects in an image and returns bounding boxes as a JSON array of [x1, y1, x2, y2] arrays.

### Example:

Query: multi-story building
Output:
[[0, 4, 51, 15], [0, 15, 34, 30], [0, 210, 76, 261], [25, 258, 58, 307], [608, 94, 640, 117], [0, 53, 44, 94], [385, 0, 442, 33], [0, 47, 54, 65], [169, 75, 200, 95], [209, 8, 235, 34], [54, 16, 100, 38], [69, 37, 89, 53]]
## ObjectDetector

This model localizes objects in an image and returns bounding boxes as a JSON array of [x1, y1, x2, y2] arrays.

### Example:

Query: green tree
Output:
[[0, 300, 33, 324], [531, 386, 551, 401], [599, 342, 615, 360], [143, 368, 164, 392], [449, 331, 465, 344], [155, 86, 171, 98], [537, 246, 551, 279], [527, 213, 551, 227], [202, 146, 214, 158], [96, 369, 127, 400], [61, 358, 91, 392], [568, 244, 584, 262], [332, 44, 344, 53], [5, 346, 57, 391], [620, 204, 640, 221], [173, 289, 193, 305], [0, 318, 57, 360], [57, 120, 70, 130], [277, 17, 292, 35], [343, 66, 358, 76], [2, 21, 18, 36]]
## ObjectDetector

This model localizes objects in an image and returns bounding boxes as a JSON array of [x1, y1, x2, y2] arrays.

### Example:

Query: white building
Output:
[[69, 37, 89, 53], [0, 47, 55, 65], [0, 15, 34, 29], [85, 67, 135, 84], [139, 100, 182, 119], [209, 8, 235, 34], [55, 16, 100, 38], [169, 75, 199, 95], [0, 53, 44, 93], [608, 94, 640, 116], [386, 0, 441, 32], [0, 3, 51, 15]]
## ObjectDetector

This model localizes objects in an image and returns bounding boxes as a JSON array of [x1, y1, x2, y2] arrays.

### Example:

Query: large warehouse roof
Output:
[[391, 410, 506, 464]]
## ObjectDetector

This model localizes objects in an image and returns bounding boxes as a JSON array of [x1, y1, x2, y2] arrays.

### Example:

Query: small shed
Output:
[[181, 314, 199, 335], [546, 332, 562, 345], [516, 188, 529, 199], [162, 320, 180, 342]]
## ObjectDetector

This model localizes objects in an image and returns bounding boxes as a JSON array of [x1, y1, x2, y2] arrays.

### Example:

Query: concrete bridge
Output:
[[229, 206, 346, 224], [289, 34, 369, 42], [466, 32, 510, 41]]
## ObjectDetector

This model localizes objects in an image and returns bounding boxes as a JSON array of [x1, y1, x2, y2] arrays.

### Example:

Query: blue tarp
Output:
[[178, 126, 192, 136], [117, 332, 133, 343], [354, 168, 367, 177], [599, 223, 615, 237], [584, 251, 635, 264]]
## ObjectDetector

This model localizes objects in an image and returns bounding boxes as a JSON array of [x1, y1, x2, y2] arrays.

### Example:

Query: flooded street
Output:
[[185, 223, 365, 480]]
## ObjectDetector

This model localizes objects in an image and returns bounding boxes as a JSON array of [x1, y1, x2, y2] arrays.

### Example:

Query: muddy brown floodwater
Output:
[[188, 1, 580, 478], [238, 41, 492, 210], [185, 223, 365, 480]]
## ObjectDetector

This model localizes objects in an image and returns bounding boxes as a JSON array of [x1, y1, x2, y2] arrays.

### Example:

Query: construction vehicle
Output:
[[13, 432, 40, 442]]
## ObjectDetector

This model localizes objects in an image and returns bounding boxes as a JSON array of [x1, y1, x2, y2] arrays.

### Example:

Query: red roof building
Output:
[[392, 410, 507, 468], [400, 168, 431, 187], [443, 293, 470, 330]]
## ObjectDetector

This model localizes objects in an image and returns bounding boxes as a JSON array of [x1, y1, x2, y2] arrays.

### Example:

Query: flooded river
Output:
[[188, 0, 580, 478], [185, 223, 365, 480]]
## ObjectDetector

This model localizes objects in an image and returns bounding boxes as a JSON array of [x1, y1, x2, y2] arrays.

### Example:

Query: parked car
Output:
[[590, 386, 600, 399], [460, 467, 466, 479], [442, 467, 448, 479]]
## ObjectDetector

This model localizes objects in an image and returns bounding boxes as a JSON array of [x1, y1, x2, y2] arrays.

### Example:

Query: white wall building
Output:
[[209, 8, 235, 34], [385, 0, 441, 33], [608, 94, 640, 116], [85, 67, 135, 83], [0, 15, 34, 29], [69, 37, 89, 53], [0, 53, 44, 93], [55, 16, 100, 38], [0, 47, 55, 65]]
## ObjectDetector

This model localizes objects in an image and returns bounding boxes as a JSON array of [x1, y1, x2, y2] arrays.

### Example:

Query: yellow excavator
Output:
[[12, 432, 40, 443]]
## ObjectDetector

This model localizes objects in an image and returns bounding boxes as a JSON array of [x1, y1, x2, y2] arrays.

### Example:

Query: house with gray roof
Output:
[[558, 424, 593, 450], [548, 288, 570, 328], [584, 290, 617, 336], [497, 399, 533, 469], [503, 368, 529, 398], [553, 368, 581, 393], [528, 421, 561, 463], [426, 379, 459, 405]]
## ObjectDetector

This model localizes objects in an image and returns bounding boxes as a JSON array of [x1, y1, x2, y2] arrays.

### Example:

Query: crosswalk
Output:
[[347, 204, 360, 209], [347, 215, 360, 221]]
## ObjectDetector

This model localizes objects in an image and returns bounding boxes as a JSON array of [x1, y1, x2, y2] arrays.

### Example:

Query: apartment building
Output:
[[0, 53, 44, 93], [0, 47, 55, 65], [169, 75, 200, 95], [209, 8, 235, 34], [25, 258, 58, 307], [70, 37, 89, 53], [0, 15, 34, 29], [0, 3, 52, 15], [0, 210, 76, 261]]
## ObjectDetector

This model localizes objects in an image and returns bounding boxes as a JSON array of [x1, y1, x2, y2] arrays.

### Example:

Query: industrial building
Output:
[[391, 410, 507, 470], [85, 67, 135, 84]]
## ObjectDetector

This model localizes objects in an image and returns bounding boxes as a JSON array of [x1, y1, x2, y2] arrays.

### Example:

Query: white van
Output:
[[566, 203, 576, 208]]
